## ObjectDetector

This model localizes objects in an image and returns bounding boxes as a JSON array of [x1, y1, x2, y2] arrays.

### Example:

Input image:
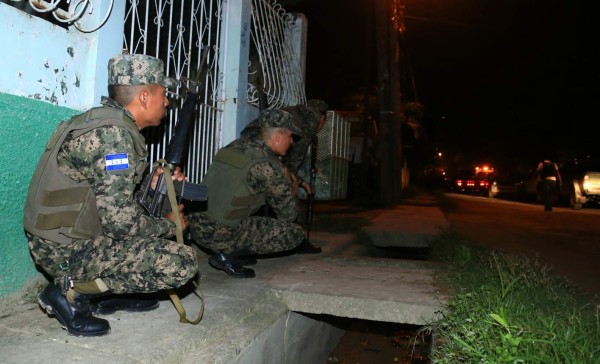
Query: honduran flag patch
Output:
[[105, 153, 129, 171]]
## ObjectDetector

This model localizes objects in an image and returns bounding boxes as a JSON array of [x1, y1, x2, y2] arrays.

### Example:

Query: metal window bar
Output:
[[250, 0, 306, 108], [122, 0, 303, 183], [122, 0, 223, 183]]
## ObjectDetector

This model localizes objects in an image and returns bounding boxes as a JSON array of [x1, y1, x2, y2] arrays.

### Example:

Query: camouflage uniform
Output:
[[282, 100, 328, 182], [240, 100, 328, 180], [188, 110, 305, 255], [25, 56, 197, 294]]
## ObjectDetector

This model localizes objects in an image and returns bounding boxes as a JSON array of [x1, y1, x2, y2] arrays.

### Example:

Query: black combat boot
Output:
[[230, 248, 258, 266], [208, 252, 255, 278], [38, 283, 110, 337], [295, 238, 322, 254], [91, 294, 160, 315]]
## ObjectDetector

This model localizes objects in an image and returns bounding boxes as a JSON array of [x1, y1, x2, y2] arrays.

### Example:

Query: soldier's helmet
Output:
[[306, 99, 328, 115], [108, 54, 177, 90]]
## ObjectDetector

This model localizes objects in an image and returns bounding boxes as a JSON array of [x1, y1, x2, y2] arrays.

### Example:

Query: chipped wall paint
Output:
[[0, 2, 124, 111], [0, 5, 95, 110], [0, 1, 125, 297]]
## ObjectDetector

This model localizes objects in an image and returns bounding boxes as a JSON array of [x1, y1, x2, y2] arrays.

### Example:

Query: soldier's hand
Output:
[[301, 181, 312, 195], [171, 166, 186, 182], [166, 203, 187, 230], [150, 166, 186, 190], [150, 167, 163, 190]]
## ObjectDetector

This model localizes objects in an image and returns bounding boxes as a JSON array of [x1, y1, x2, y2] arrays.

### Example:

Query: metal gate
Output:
[[122, 0, 306, 183], [123, 0, 224, 183]]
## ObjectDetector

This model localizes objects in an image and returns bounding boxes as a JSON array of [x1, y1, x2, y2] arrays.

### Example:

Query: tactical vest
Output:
[[540, 161, 558, 179], [23, 107, 149, 244], [203, 148, 269, 227]]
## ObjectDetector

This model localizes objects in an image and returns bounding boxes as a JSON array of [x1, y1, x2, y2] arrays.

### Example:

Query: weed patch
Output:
[[427, 231, 600, 363]]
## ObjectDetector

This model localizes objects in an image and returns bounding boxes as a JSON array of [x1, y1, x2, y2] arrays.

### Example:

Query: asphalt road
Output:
[[441, 193, 600, 297]]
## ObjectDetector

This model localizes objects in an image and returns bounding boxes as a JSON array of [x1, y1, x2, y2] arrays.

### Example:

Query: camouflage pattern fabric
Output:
[[29, 234, 196, 293], [28, 97, 197, 293], [306, 99, 328, 115], [188, 136, 304, 255], [240, 102, 326, 178], [108, 54, 177, 89], [281, 105, 322, 177], [287, 99, 327, 178], [187, 213, 304, 254], [253, 108, 301, 135]]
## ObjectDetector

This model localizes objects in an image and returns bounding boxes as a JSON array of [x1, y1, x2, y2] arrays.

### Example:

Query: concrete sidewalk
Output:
[[0, 193, 450, 364]]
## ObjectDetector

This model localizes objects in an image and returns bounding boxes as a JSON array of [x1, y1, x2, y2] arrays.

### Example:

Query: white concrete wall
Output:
[[0, 1, 124, 110]]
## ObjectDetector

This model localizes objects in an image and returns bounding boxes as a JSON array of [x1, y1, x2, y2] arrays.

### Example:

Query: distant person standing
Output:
[[536, 159, 562, 211]]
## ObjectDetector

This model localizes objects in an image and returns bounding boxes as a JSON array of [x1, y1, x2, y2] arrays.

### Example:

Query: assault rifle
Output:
[[138, 51, 208, 217], [305, 136, 318, 242]]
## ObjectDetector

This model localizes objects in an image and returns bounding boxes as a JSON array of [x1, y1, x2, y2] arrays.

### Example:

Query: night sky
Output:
[[284, 0, 600, 169]]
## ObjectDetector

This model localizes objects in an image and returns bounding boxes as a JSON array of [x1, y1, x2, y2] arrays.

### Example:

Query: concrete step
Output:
[[1, 196, 450, 363]]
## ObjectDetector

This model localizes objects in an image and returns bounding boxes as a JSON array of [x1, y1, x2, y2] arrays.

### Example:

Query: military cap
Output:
[[256, 109, 302, 136], [108, 54, 177, 90], [307, 99, 328, 114]]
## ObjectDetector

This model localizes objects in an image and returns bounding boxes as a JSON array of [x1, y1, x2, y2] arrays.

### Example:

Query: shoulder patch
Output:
[[105, 153, 129, 171]]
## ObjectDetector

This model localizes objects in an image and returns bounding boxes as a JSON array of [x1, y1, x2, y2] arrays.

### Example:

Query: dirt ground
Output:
[[327, 320, 431, 364]]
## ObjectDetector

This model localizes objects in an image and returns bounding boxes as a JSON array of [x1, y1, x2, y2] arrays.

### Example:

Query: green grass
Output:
[[427, 231, 600, 364], [309, 194, 599, 363]]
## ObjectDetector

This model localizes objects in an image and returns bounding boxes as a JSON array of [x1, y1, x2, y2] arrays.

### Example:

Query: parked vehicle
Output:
[[451, 165, 498, 198], [559, 159, 600, 209], [488, 170, 526, 198], [516, 158, 600, 209]]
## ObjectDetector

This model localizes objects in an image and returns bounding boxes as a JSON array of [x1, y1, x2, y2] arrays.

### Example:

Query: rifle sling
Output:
[[160, 161, 204, 324]]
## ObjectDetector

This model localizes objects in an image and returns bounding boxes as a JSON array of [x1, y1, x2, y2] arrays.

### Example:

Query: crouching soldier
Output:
[[23, 53, 198, 336], [187, 109, 306, 278]]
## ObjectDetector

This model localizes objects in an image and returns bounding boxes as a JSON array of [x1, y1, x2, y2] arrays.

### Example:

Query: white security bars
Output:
[[123, 0, 224, 183], [249, 0, 306, 109], [123, 0, 306, 182]]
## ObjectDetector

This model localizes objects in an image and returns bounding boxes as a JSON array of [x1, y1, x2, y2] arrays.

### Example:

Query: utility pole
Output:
[[374, 0, 394, 206], [375, 0, 403, 206], [389, 0, 404, 202], [360, 0, 373, 206]]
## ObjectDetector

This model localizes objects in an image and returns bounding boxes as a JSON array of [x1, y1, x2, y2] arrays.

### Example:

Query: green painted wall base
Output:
[[0, 92, 79, 297]]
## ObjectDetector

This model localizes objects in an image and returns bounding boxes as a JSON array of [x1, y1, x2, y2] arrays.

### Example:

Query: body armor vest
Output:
[[540, 161, 558, 179], [23, 107, 149, 244], [203, 148, 269, 227]]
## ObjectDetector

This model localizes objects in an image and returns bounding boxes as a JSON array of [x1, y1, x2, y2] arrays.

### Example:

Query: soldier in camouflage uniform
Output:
[[23, 54, 198, 337], [187, 109, 305, 278], [281, 99, 328, 180], [241, 100, 328, 174], [240, 99, 328, 254]]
